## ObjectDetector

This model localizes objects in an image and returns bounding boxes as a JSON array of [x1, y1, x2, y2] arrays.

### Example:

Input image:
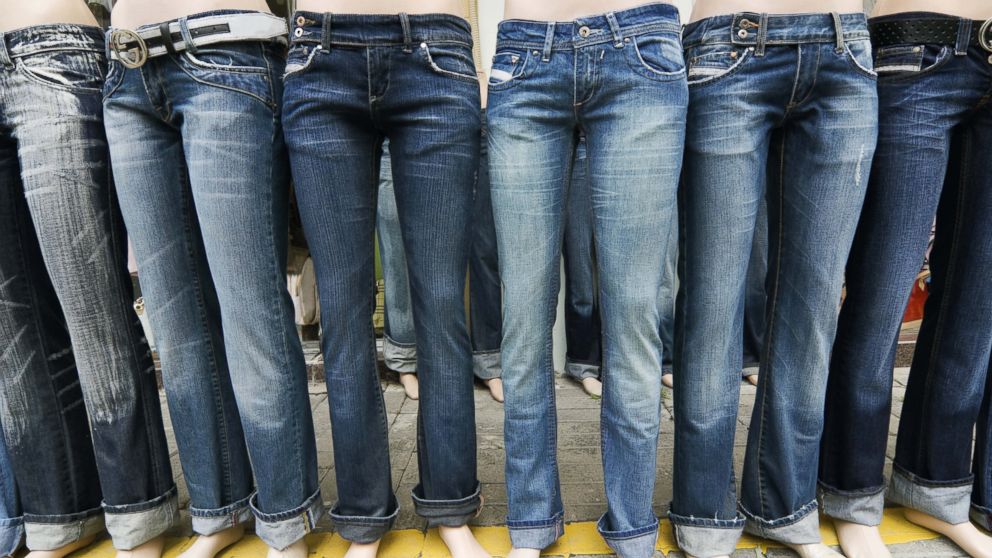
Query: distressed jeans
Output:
[[819, 13, 992, 528], [104, 11, 321, 550], [673, 13, 877, 557], [0, 24, 177, 551], [488, 4, 686, 556]]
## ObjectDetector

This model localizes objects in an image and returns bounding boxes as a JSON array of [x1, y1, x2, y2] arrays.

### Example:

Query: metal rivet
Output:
[[738, 29, 749, 39], [624, 37, 630, 43], [296, 16, 306, 26], [730, 51, 738, 58], [579, 26, 591, 38], [420, 42, 427, 49], [913, 46, 922, 52], [511, 55, 519, 63], [294, 28, 304, 37], [533, 50, 539, 55]]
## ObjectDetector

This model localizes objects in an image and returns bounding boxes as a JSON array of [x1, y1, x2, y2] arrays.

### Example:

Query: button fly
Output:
[[578, 26, 591, 38]]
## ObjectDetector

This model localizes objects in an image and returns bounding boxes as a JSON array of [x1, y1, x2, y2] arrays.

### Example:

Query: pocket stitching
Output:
[[877, 45, 953, 81], [182, 49, 268, 74], [686, 47, 752, 87], [628, 37, 686, 82], [421, 43, 478, 84], [15, 58, 103, 93], [283, 45, 323, 80], [843, 43, 878, 79], [171, 56, 276, 110], [487, 51, 530, 91]]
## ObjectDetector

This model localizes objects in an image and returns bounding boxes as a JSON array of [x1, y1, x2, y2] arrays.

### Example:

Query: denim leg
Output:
[[0, 417, 22, 557], [377, 141, 419, 375], [469, 116, 503, 381], [972, 356, 992, 531], [741, 201, 768, 371], [561, 138, 602, 383], [659, 214, 678, 374]]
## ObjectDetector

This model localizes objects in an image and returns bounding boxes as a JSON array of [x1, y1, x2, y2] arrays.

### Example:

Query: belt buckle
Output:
[[980, 18, 992, 53], [110, 29, 148, 69]]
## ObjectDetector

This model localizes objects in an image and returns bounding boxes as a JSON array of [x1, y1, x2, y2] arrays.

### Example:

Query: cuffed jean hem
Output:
[[251, 488, 324, 550], [507, 511, 564, 550], [669, 510, 744, 558], [970, 503, 992, 531], [741, 499, 821, 545], [0, 517, 23, 557], [190, 493, 254, 536], [564, 360, 600, 381], [23, 507, 104, 551], [412, 482, 482, 527], [383, 335, 417, 374], [597, 514, 659, 558], [887, 465, 972, 525], [103, 486, 180, 550], [817, 481, 886, 527], [472, 351, 502, 380], [330, 502, 399, 544]]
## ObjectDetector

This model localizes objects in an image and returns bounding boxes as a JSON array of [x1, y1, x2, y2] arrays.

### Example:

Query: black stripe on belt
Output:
[[119, 23, 232, 52], [870, 18, 989, 48]]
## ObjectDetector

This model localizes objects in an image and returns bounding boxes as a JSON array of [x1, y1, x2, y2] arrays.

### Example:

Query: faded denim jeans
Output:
[[104, 11, 321, 550], [0, 24, 177, 551], [0, 418, 22, 556], [673, 12, 877, 557]]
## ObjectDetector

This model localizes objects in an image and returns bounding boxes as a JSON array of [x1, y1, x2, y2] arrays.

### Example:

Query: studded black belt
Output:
[[869, 16, 992, 52]]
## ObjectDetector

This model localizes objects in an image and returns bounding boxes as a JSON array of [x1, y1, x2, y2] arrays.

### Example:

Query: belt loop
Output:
[[831, 12, 845, 52], [400, 13, 413, 53], [755, 13, 768, 57], [177, 17, 196, 54], [542, 22, 555, 62], [606, 12, 623, 47], [0, 33, 12, 69], [955, 18, 971, 56], [321, 13, 332, 52]]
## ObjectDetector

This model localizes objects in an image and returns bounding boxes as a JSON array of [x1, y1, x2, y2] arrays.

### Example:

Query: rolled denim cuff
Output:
[[817, 481, 886, 526], [887, 465, 973, 524], [564, 359, 600, 381], [742, 366, 760, 378], [472, 351, 501, 380], [507, 511, 564, 550], [330, 499, 398, 544], [23, 506, 104, 551], [0, 516, 23, 557], [411, 482, 482, 528], [669, 509, 744, 557], [741, 499, 821, 545], [103, 485, 179, 550], [190, 493, 254, 536], [251, 488, 324, 550], [597, 513, 659, 558], [970, 503, 992, 531], [383, 335, 417, 374]]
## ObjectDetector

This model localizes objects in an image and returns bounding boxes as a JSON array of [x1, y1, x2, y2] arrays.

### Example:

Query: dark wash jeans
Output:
[[104, 11, 321, 550], [0, 419, 22, 556], [673, 13, 877, 557], [488, 4, 686, 556], [819, 13, 992, 529], [0, 24, 176, 551], [283, 12, 482, 543]]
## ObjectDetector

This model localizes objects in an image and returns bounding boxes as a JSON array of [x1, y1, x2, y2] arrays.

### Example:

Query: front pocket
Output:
[[626, 32, 686, 81], [180, 43, 269, 73], [17, 49, 105, 93], [685, 44, 752, 86], [283, 44, 323, 80], [874, 44, 951, 79], [174, 44, 277, 108], [487, 49, 531, 90], [419, 42, 478, 84], [843, 38, 877, 79]]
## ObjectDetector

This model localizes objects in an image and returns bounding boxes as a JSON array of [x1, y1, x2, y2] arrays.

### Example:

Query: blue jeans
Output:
[[819, 13, 992, 528], [104, 12, 321, 550], [284, 12, 482, 543], [488, 5, 686, 556], [673, 13, 877, 556], [0, 24, 177, 551], [0, 418, 22, 557], [377, 118, 503, 380]]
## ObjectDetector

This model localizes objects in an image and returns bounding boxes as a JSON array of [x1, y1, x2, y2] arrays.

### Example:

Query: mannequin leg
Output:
[[25, 536, 97, 558], [832, 520, 890, 558], [116, 536, 165, 558], [178, 525, 246, 558], [267, 539, 309, 558], [904, 510, 992, 558], [484, 379, 504, 403]]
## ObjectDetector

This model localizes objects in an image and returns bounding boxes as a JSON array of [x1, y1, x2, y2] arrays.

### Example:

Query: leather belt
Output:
[[108, 12, 288, 68], [869, 17, 992, 52]]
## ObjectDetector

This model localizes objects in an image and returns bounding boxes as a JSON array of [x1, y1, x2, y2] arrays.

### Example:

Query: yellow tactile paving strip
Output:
[[70, 509, 941, 558]]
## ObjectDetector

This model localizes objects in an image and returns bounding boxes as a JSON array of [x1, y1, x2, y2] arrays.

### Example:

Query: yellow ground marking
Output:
[[61, 508, 945, 558]]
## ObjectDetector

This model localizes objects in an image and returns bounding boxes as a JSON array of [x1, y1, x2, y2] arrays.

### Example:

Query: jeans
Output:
[[819, 13, 992, 528], [0, 418, 22, 557], [284, 12, 482, 542], [0, 24, 177, 551], [673, 13, 877, 556], [742, 199, 768, 371], [488, 4, 686, 555], [104, 12, 321, 550], [377, 117, 503, 381]]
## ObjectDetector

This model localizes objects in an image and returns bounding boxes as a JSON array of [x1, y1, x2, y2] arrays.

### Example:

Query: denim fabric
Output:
[[0, 24, 177, 551], [742, 200, 768, 372], [103, 11, 321, 550], [673, 13, 877, 556], [283, 12, 482, 542], [488, 5, 686, 555], [0, 419, 22, 557], [974, 355, 992, 531]]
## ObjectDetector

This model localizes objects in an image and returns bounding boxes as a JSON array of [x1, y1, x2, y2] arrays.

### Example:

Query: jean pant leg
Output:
[[659, 214, 678, 374], [469, 115, 503, 381], [972, 357, 992, 531], [741, 199, 768, 371], [0, 416, 22, 557]]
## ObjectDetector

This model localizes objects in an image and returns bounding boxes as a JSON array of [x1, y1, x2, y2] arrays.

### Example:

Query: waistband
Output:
[[494, 3, 681, 52], [290, 11, 472, 49], [118, 9, 273, 36], [0, 24, 104, 61], [683, 12, 870, 50], [869, 12, 992, 53]]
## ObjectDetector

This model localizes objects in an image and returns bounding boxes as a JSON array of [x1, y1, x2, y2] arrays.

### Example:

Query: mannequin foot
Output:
[[438, 525, 490, 558], [341, 540, 379, 558], [506, 548, 540, 558], [267, 539, 309, 558], [580, 377, 602, 398], [399, 373, 420, 400], [117, 536, 165, 558], [661, 373, 674, 389], [745, 374, 758, 386], [179, 525, 246, 558], [484, 378, 504, 403], [905, 508, 992, 558], [783, 543, 843, 558], [26, 535, 97, 558], [833, 520, 891, 558]]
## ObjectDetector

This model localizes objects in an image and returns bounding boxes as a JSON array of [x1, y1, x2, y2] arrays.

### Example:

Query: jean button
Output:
[[294, 27, 304, 38], [579, 26, 591, 38], [738, 29, 749, 39], [296, 16, 306, 26]]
